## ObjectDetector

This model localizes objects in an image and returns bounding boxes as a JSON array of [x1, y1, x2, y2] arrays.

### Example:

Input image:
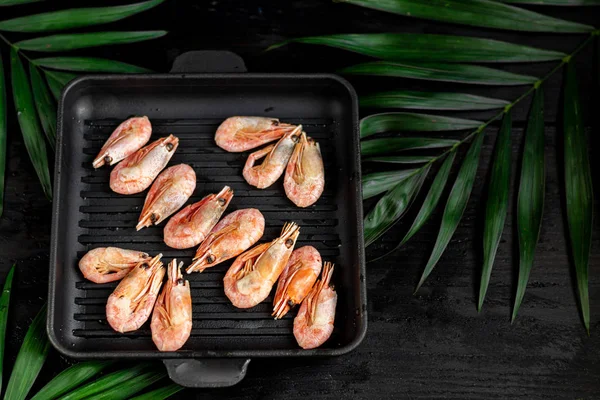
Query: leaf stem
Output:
[[0, 32, 37, 65]]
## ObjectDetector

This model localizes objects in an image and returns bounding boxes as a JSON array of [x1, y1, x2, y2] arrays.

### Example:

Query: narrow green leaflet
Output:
[[564, 63, 593, 333], [45, 73, 63, 101], [0, 0, 43, 5], [341, 61, 538, 86], [500, 0, 600, 5], [415, 133, 484, 292], [43, 70, 77, 86], [365, 155, 435, 164], [0, 53, 6, 217], [129, 384, 183, 400], [10, 49, 52, 200], [364, 166, 430, 246], [363, 169, 420, 200], [360, 112, 482, 138], [29, 65, 56, 149], [0, 0, 164, 32], [31, 361, 113, 400], [4, 305, 50, 400], [360, 91, 509, 111], [401, 152, 456, 245], [35, 57, 152, 73], [334, 0, 593, 32], [83, 371, 166, 400], [15, 31, 167, 52], [269, 33, 566, 63], [59, 364, 151, 400], [479, 112, 512, 312], [361, 137, 458, 157], [0, 264, 15, 393], [513, 87, 545, 322]]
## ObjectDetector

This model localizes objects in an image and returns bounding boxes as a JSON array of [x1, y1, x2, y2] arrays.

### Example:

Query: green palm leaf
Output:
[[83, 371, 166, 400], [334, 0, 593, 32], [364, 166, 429, 246], [0, 264, 15, 393], [4, 305, 50, 400], [31, 362, 113, 400], [415, 133, 484, 292], [269, 33, 566, 63], [10, 48, 52, 200], [360, 91, 509, 111], [363, 169, 421, 200], [360, 112, 482, 138], [59, 364, 151, 400], [43, 70, 77, 86], [513, 87, 545, 322], [45, 73, 63, 101], [341, 61, 538, 86], [35, 57, 151, 73], [0, 53, 6, 217], [29, 65, 56, 148], [563, 62, 593, 333], [479, 112, 512, 312], [500, 0, 600, 5], [129, 384, 183, 400], [364, 155, 435, 164], [0, 0, 164, 32], [15, 31, 167, 52], [361, 137, 459, 156]]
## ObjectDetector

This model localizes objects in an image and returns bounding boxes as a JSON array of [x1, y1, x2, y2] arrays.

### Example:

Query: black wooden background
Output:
[[1, 1, 600, 399]]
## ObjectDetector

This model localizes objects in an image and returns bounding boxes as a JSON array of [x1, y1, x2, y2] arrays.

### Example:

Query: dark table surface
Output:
[[1, 1, 600, 399]]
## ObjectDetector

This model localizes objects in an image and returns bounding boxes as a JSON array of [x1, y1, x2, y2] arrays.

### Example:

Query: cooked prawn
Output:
[[243, 125, 302, 189], [78, 247, 150, 284], [284, 131, 325, 208], [293, 262, 336, 349], [215, 116, 297, 152], [224, 222, 300, 309], [110, 134, 179, 195], [164, 186, 233, 249], [93, 116, 152, 168], [186, 208, 265, 273], [151, 259, 192, 352], [106, 254, 165, 333], [136, 164, 196, 231], [272, 245, 321, 319]]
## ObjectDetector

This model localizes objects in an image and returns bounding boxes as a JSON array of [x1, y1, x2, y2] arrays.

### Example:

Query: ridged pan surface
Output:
[[48, 74, 366, 358]]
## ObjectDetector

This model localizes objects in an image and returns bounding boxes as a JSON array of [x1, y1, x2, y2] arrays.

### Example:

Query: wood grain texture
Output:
[[0, 1, 599, 398]]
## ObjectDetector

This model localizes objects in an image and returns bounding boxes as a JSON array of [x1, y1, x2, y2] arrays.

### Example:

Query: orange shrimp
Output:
[[93, 116, 152, 168], [224, 222, 300, 309], [186, 208, 265, 273], [136, 164, 196, 231], [151, 259, 192, 352], [110, 135, 179, 195], [78, 247, 150, 284], [293, 262, 336, 349], [106, 254, 165, 333], [284, 132, 325, 208], [272, 245, 322, 319], [243, 125, 302, 189], [215, 116, 297, 152], [164, 186, 233, 249]]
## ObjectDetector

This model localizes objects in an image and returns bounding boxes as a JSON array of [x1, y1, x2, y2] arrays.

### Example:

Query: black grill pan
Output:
[[48, 51, 366, 387]]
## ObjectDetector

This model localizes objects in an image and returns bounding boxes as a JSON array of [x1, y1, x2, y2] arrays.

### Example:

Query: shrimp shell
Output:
[[224, 222, 300, 309], [93, 116, 152, 168], [110, 134, 179, 195], [215, 116, 297, 152], [78, 247, 150, 284], [284, 132, 325, 208], [164, 186, 234, 249], [151, 259, 192, 352], [293, 262, 336, 350], [106, 254, 165, 333], [137, 164, 196, 231], [272, 245, 322, 319], [186, 208, 265, 274], [243, 125, 302, 189]]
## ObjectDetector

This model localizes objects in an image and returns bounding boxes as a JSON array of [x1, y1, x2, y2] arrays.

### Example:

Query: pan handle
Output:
[[163, 358, 251, 388], [170, 50, 247, 73]]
